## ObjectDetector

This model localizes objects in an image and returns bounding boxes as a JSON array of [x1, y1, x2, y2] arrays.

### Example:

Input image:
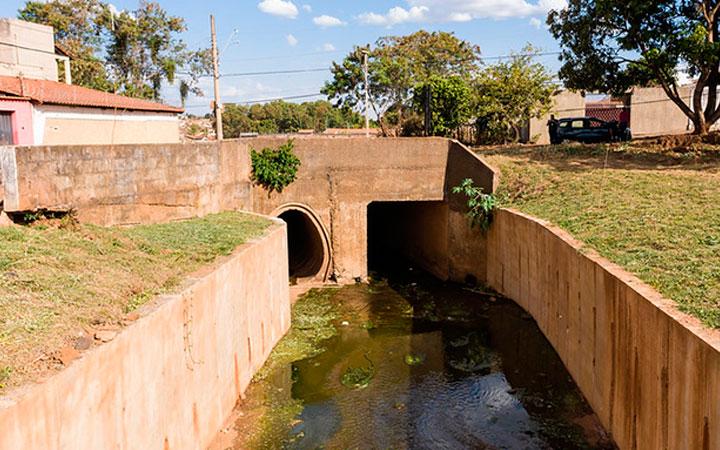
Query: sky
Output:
[[0, 0, 567, 114]]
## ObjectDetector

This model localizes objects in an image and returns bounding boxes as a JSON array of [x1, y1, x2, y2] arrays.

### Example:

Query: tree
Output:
[[323, 31, 480, 136], [18, 0, 211, 102], [414, 76, 473, 137], [222, 100, 362, 138], [475, 46, 556, 143], [549, 0, 720, 135]]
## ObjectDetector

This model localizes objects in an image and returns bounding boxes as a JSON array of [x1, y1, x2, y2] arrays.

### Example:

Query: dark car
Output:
[[554, 117, 632, 144]]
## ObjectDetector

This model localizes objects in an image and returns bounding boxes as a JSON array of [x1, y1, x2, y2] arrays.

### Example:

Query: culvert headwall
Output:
[[275, 204, 331, 282]]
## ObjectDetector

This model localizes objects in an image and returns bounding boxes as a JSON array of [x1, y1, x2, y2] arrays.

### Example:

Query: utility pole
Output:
[[362, 48, 370, 137], [210, 15, 223, 141]]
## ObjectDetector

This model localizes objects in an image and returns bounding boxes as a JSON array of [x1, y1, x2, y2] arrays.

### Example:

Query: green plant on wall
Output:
[[250, 139, 301, 193], [452, 178, 498, 231]]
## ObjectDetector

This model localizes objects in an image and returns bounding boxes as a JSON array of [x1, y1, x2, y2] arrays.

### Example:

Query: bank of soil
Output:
[[213, 270, 615, 449], [0, 212, 270, 392], [481, 142, 720, 329]]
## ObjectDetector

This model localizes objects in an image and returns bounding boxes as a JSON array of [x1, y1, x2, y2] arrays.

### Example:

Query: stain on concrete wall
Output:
[[0, 222, 290, 450]]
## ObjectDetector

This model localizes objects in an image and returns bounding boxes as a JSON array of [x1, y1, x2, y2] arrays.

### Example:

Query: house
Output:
[[0, 76, 183, 145], [0, 18, 183, 146]]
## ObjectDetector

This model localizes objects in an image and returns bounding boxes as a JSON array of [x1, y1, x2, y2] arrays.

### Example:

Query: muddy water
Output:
[[219, 268, 615, 450]]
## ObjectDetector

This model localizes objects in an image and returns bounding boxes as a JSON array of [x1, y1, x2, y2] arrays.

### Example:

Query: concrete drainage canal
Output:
[[214, 202, 617, 449]]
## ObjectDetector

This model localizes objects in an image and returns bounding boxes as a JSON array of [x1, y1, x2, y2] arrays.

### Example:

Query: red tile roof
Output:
[[0, 76, 183, 113]]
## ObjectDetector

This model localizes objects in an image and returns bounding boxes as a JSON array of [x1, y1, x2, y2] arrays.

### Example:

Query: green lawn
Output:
[[0, 212, 270, 391], [481, 143, 720, 329]]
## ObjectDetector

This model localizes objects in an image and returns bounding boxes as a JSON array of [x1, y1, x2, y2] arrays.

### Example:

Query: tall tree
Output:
[[323, 31, 480, 136], [18, 0, 210, 102], [414, 75, 473, 137], [549, 0, 720, 135], [475, 46, 556, 143]]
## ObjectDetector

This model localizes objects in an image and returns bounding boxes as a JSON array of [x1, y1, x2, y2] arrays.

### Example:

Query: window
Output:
[[0, 112, 13, 145]]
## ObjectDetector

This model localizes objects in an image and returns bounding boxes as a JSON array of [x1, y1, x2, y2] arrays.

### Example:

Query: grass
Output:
[[0, 211, 270, 391], [479, 141, 720, 329]]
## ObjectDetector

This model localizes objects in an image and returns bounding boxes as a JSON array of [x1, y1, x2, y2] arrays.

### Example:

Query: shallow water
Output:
[[223, 268, 615, 450]]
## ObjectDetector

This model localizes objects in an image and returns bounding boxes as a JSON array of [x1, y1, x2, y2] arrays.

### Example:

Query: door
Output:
[[0, 112, 13, 145]]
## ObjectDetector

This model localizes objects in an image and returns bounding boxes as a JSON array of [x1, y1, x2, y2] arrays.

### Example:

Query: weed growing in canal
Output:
[[452, 178, 499, 231], [250, 139, 301, 194]]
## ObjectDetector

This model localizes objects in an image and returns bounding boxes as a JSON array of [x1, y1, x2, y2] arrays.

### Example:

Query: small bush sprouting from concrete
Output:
[[452, 178, 499, 231], [250, 139, 301, 193]]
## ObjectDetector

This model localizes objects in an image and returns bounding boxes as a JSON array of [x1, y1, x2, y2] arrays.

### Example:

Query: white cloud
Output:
[[258, 0, 299, 19], [359, 0, 567, 25], [286, 34, 299, 46], [358, 6, 429, 26], [313, 15, 346, 27], [322, 43, 336, 52], [302, 4, 312, 12], [529, 17, 542, 28]]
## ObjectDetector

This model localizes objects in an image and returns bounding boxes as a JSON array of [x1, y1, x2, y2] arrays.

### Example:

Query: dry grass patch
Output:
[[480, 142, 720, 329], [0, 212, 270, 391]]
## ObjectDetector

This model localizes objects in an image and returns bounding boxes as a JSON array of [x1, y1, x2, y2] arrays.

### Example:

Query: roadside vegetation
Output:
[[0, 212, 270, 391], [481, 139, 720, 329]]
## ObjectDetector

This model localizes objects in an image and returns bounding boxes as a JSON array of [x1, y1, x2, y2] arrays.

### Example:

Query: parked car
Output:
[[554, 117, 632, 144]]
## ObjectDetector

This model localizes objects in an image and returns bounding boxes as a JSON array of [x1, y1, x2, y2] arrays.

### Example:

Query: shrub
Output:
[[452, 178, 499, 231], [250, 139, 301, 193]]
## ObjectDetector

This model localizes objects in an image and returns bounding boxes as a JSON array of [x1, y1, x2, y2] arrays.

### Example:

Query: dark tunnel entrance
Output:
[[278, 209, 327, 281], [367, 201, 449, 276]]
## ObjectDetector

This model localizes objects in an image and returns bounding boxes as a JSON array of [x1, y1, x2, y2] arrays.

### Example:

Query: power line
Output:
[[183, 92, 324, 109], [240, 93, 324, 104], [222, 50, 345, 63], [221, 68, 329, 78]]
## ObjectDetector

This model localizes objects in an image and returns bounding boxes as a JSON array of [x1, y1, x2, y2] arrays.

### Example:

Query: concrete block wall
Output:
[[0, 141, 253, 224], [0, 222, 290, 450], [480, 209, 720, 450]]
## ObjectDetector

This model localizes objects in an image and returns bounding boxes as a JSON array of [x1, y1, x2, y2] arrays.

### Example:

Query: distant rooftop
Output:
[[0, 75, 183, 114]]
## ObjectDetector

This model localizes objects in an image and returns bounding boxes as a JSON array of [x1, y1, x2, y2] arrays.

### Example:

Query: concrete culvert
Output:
[[278, 209, 326, 280]]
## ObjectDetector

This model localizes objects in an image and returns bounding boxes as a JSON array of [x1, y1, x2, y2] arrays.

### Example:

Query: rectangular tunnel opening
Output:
[[367, 201, 449, 279]]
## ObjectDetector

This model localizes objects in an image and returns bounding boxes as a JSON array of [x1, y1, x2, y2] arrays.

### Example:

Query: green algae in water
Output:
[[404, 353, 425, 366], [253, 288, 340, 382], [244, 288, 341, 448], [340, 353, 376, 389]]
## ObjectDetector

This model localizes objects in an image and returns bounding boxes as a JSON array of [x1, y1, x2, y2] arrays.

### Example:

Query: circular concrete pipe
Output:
[[274, 204, 331, 282]]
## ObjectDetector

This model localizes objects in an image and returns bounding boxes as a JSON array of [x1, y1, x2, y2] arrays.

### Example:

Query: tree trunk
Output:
[[692, 117, 710, 135]]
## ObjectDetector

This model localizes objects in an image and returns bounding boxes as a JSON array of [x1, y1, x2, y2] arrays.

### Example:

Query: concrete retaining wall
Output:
[[0, 222, 290, 450], [481, 209, 720, 450]]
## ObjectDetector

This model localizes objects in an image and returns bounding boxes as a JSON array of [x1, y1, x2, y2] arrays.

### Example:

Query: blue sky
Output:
[[1, 0, 566, 113]]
